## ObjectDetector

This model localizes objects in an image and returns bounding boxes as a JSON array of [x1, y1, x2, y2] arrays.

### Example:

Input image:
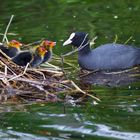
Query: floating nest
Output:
[[0, 15, 100, 103], [0, 50, 100, 103]]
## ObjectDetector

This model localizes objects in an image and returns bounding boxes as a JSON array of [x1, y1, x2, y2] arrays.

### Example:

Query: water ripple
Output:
[[40, 123, 140, 140], [0, 130, 65, 140], [37, 112, 66, 117]]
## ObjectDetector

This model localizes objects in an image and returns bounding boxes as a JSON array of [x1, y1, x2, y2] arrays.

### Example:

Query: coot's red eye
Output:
[[74, 36, 78, 40]]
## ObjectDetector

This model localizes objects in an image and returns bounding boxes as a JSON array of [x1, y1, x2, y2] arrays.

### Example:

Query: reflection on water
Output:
[[41, 123, 140, 140], [38, 111, 140, 140], [80, 66, 140, 87], [0, 130, 54, 140], [0, 100, 140, 139], [1, 111, 140, 140]]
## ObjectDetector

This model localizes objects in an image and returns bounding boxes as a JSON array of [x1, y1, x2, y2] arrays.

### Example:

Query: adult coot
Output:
[[63, 32, 140, 71]]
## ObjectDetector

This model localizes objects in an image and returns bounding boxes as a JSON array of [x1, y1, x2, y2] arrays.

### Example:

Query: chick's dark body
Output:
[[12, 51, 32, 66], [0, 44, 19, 58], [42, 51, 52, 63], [30, 54, 43, 67]]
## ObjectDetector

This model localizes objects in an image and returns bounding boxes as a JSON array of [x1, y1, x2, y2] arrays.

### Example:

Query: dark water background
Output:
[[0, 0, 140, 139]]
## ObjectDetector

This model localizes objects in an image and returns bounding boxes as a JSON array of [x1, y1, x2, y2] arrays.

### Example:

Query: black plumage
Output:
[[63, 32, 140, 71]]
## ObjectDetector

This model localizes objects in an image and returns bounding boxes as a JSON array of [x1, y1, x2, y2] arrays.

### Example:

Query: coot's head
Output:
[[63, 32, 89, 47]]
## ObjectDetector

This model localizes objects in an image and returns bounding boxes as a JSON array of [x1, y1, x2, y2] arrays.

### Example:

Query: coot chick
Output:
[[12, 50, 32, 66], [0, 40, 22, 58], [40, 40, 56, 63], [12, 40, 56, 67], [30, 45, 48, 67], [63, 32, 140, 71]]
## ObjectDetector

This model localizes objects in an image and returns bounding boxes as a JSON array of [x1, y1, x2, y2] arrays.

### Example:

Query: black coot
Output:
[[63, 32, 140, 71]]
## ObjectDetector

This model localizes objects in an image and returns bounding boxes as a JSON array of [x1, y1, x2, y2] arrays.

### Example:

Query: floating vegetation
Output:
[[0, 15, 100, 104]]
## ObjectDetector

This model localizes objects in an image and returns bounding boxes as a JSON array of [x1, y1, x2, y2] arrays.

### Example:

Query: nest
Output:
[[0, 51, 100, 103], [0, 15, 100, 104]]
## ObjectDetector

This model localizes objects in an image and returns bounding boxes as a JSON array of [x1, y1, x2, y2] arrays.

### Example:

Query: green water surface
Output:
[[0, 0, 140, 139]]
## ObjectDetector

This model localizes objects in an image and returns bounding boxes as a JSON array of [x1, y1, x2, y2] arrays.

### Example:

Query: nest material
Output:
[[0, 51, 100, 103], [0, 52, 62, 101]]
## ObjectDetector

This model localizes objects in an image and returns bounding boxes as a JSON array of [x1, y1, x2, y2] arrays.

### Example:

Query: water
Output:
[[0, 0, 140, 139]]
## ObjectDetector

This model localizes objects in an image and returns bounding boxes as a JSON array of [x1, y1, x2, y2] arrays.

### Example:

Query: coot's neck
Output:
[[78, 41, 91, 55]]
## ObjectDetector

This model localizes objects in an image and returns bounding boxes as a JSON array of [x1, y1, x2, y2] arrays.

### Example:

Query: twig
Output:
[[27, 68, 63, 74], [63, 61, 79, 70], [60, 54, 69, 79], [70, 80, 86, 94], [90, 36, 98, 46], [114, 34, 118, 43], [129, 73, 140, 77], [0, 49, 11, 60], [4, 65, 8, 81], [0, 57, 17, 76], [32, 69, 46, 83], [44, 62, 61, 70], [0, 74, 46, 85], [70, 80, 100, 101], [59, 83, 73, 90], [7, 63, 29, 82], [2, 15, 14, 43], [0, 64, 10, 86], [23, 39, 44, 47], [79, 69, 99, 78], [60, 54, 100, 102], [124, 36, 133, 44], [0, 33, 17, 36], [103, 67, 139, 75]]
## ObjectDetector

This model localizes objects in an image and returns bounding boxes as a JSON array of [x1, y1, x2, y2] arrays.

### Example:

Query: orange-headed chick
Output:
[[12, 40, 56, 67], [0, 40, 22, 58], [40, 40, 56, 63]]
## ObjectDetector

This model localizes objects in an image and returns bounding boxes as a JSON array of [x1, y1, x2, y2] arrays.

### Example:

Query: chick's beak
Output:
[[18, 42, 22, 47], [50, 42, 56, 48], [14, 42, 22, 48]]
